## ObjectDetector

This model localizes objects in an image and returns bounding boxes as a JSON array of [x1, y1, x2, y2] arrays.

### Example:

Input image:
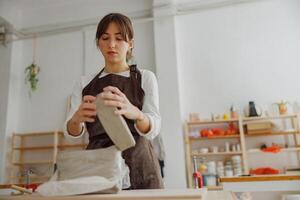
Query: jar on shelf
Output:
[[225, 142, 230, 152], [225, 161, 233, 177], [203, 174, 217, 186], [206, 161, 216, 175], [197, 157, 207, 173], [232, 155, 242, 176], [217, 161, 224, 177]]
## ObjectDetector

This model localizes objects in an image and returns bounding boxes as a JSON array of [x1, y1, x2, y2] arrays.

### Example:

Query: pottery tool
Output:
[[10, 185, 32, 196]]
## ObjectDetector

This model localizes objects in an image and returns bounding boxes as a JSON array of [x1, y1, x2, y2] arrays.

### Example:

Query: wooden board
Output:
[[245, 121, 272, 135], [219, 174, 300, 182], [95, 94, 135, 151]]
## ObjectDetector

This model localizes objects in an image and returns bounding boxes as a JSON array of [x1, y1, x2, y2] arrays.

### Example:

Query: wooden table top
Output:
[[0, 189, 236, 200]]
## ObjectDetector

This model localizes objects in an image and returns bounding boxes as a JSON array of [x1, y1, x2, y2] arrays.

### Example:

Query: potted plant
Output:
[[25, 62, 40, 91], [274, 100, 290, 115]]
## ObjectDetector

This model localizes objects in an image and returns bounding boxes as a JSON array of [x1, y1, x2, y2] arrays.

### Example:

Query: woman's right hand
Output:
[[71, 95, 97, 123]]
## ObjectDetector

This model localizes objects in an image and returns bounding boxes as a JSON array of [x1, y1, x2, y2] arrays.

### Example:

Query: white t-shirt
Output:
[[63, 69, 161, 140]]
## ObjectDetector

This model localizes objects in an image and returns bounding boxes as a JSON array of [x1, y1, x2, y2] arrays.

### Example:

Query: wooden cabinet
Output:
[[184, 114, 300, 188], [10, 131, 87, 184]]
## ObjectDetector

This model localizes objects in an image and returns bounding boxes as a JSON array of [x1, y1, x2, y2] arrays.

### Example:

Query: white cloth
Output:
[[37, 146, 130, 196], [37, 176, 118, 196], [63, 69, 161, 140]]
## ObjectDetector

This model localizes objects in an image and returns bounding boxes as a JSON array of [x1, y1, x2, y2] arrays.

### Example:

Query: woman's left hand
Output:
[[100, 86, 144, 121]]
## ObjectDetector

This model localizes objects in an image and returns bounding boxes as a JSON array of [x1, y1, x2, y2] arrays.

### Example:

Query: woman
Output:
[[64, 13, 164, 189]]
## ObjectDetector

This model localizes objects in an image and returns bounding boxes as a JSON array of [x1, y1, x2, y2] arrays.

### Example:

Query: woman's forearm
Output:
[[135, 111, 151, 134], [67, 117, 83, 136]]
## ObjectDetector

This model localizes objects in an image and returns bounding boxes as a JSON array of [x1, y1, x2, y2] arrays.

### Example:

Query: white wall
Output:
[[153, 5, 187, 188], [0, 1, 22, 183], [19, 0, 152, 28], [1, 39, 24, 185], [15, 32, 83, 132], [0, 43, 11, 183], [176, 0, 300, 119], [0, 1, 22, 28]]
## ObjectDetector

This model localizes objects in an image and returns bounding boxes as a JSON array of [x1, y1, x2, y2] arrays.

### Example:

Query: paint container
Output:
[[203, 174, 217, 186]]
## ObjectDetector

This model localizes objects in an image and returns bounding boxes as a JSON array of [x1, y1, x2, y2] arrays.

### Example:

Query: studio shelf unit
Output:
[[184, 114, 300, 188], [10, 131, 87, 184]]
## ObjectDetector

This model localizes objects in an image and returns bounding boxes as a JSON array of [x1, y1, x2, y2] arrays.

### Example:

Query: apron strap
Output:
[[129, 65, 144, 110], [129, 65, 141, 83], [98, 67, 105, 77]]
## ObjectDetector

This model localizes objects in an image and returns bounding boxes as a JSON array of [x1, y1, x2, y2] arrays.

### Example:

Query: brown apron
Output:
[[82, 65, 164, 189]]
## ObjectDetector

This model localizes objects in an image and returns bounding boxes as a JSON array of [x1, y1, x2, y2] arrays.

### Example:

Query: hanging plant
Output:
[[25, 62, 40, 91]]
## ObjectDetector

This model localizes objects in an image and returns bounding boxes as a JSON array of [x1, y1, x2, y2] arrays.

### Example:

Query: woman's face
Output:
[[98, 22, 133, 65]]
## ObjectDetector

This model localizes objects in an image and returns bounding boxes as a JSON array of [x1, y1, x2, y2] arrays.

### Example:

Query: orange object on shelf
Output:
[[200, 124, 239, 138], [199, 121, 239, 138], [200, 128, 226, 138], [261, 146, 281, 153], [226, 122, 238, 135], [250, 167, 280, 175], [200, 129, 210, 137], [211, 128, 225, 136]]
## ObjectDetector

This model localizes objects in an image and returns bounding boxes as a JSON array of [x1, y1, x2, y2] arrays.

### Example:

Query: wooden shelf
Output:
[[189, 135, 240, 140], [192, 152, 242, 156], [187, 114, 297, 126], [12, 160, 53, 166], [187, 119, 238, 126], [219, 174, 300, 182], [14, 131, 64, 137], [13, 146, 53, 150], [248, 147, 300, 153], [58, 144, 87, 148], [12, 176, 50, 180], [245, 130, 300, 137], [10, 131, 87, 185], [243, 114, 297, 122], [13, 143, 87, 151]]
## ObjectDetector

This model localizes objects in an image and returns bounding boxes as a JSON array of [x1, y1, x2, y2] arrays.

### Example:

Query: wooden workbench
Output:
[[0, 189, 236, 200]]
